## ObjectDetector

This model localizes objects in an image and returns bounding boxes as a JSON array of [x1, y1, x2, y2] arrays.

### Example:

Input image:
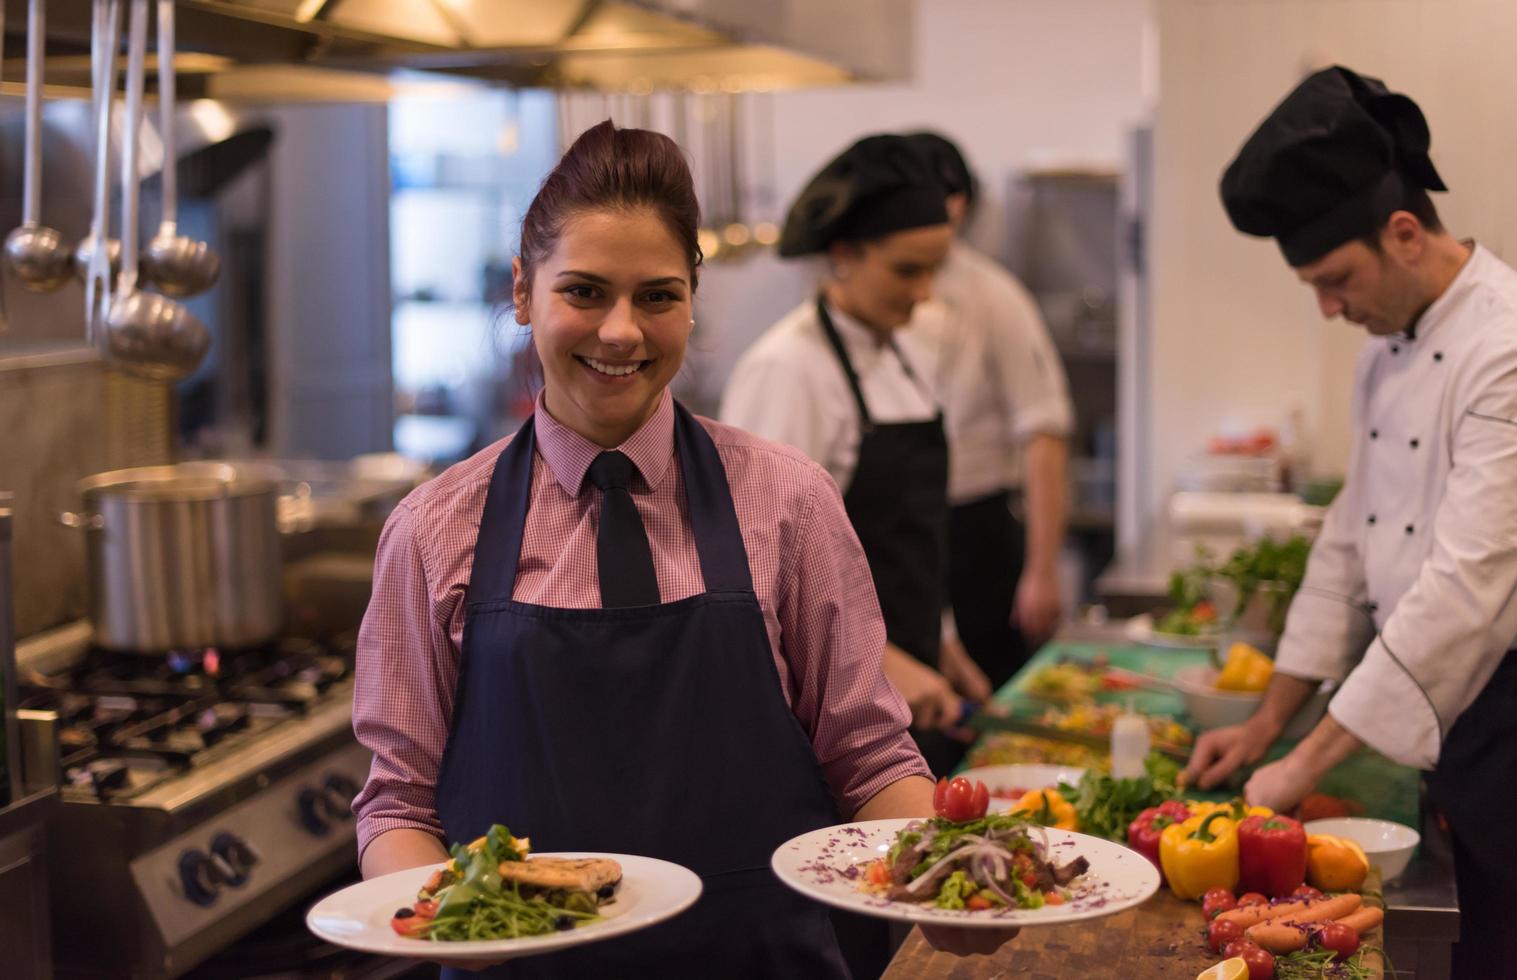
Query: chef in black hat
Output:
[[1186, 65, 1517, 977], [899, 132, 1075, 692], [722, 135, 987, 756]]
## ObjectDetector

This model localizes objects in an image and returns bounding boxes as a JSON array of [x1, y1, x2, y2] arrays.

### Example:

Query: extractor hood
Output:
[[1, 0, 913, 99]]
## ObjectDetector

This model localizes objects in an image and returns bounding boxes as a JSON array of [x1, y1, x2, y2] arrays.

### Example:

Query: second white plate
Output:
[[771, 820, 1158, 929]]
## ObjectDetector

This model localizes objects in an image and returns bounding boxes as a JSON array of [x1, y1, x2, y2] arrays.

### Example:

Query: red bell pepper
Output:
[[1237, 813, 1308, 899], [1127, 800, 1192, 881]]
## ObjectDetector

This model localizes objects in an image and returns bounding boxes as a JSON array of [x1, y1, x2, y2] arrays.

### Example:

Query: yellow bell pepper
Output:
[[1160, 810, 1239, 900], [1184, 799, 1272, 822], [1012, 788, 1079, 831], [1216, 642, 1275, 692], [1305, 833, 1369, 891]]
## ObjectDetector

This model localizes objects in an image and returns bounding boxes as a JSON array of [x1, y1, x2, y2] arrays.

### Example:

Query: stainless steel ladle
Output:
[[4, 0, 75, 292], [78, 0, 123, 346], [103, 0, 209, 382], [141, 0, 218, 297]]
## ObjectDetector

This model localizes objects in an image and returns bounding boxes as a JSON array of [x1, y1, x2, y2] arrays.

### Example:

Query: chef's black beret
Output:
[[907, 131, 977, 202], [1220, 65, 1447, 266], [778, 134, 948, 257]]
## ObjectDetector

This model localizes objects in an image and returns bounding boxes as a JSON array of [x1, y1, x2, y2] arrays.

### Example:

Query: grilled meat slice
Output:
[[497, 857, 623, 895]]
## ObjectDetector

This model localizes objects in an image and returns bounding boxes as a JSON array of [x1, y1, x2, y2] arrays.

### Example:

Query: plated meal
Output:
[[305, 826, 702, 962], [770, 777, 1160, 928], [389, 826, 620, 941]]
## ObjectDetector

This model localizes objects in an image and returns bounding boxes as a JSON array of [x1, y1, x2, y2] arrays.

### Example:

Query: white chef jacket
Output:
[[1277, 244, 1517, 770], [720, 300, 938, 494], [899, 242, 1075, 504]]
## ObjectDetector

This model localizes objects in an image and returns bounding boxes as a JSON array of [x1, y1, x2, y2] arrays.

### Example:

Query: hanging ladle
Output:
[[4, 0, 75, 292], [103, 0, 209, 382], [141, 0, 218, 297], [77, 0, 123, 345]]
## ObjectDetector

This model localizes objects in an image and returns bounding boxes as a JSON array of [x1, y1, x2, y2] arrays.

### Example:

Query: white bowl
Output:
[[1304, 817, 1420, 882], [1172, 664, 1265, 730], [1171, 664, 1330, 739]]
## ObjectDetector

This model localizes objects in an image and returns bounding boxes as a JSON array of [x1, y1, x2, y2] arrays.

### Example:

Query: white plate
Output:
[[955, 765, 1088, 813], [306, 853, 703, 962], [1124, 613, 1222, 650], [770, 820, 1158, 928]]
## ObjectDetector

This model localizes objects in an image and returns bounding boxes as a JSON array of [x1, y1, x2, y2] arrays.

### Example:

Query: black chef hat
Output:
[[1220, 65, 1447, 266], [778, 134, 948, 257], [907, 131, 977, 203]]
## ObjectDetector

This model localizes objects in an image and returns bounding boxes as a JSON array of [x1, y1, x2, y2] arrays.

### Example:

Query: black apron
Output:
[[1422, 650, 1517, 979], [947, 490, 1031, 690], [815, 299, 952, 977], [434, 404, 848, 980], [815, 298, 950, 670]]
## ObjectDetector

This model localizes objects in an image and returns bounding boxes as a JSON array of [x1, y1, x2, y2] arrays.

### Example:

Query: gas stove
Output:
[[22, 637, 354, 806], [16, 626, 373, 978]]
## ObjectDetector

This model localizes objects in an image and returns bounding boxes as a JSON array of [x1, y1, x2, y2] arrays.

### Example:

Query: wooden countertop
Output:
[[883, 885, 1384, 979]]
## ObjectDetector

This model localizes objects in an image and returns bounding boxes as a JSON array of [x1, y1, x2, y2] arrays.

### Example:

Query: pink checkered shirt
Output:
[[351, 389, 929, 858]]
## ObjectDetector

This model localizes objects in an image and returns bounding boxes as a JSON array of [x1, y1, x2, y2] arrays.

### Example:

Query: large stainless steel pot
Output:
[[61, 463, 282, 651]]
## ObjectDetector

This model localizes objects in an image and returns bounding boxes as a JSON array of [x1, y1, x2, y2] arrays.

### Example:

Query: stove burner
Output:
[[20, 631, 358, 803]]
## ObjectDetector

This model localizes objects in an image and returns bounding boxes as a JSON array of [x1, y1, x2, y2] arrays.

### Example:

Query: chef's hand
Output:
[[882, 642, 963, 732], [1244, 753, 1319, 813], [938, 635, 993, 704], [1012, 567, 1062, 647], [1184, 717, 1277, 789], [920, 923, 1020, 956]]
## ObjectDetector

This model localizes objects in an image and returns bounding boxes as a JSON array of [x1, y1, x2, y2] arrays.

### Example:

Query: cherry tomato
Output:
[[1291, 885, 1324, 901], [1043, 891, 1066, 905], [1239, 944, 1276, 980], [1237, 892, 1269, 908], [413, 900, 438, 919], [1316, 921, 1360, 960], [390, 909, 429, 938], [1206, 917, 1244, 953], [933, 776, 990, 822], [1202, 891, 1238, 919], [1223, 938, 1260, 959], [865, 859, 892, 888], [966, 894, 993, 911]]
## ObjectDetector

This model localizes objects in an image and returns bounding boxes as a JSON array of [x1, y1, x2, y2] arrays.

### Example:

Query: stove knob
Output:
[[210, 832, 259, 886], [179, 848, 219, 907], [297, 786, 334, 836], [324, 772, 360, 819]]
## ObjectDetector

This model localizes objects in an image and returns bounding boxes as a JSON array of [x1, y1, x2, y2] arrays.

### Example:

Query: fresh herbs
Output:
[[1057, 753, 1182, 842], [1272, 944, 1385, 980], [1216, 535, 1311, 635]]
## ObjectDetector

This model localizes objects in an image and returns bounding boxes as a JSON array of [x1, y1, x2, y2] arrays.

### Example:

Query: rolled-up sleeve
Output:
[[351, 502, 458, 859], [986, 275, 1074, 442], [777, 466, 931, 816], [1331, 360, 1517, 769]]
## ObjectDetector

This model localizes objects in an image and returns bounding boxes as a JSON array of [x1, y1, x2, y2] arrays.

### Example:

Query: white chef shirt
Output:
[[720, 299, 938, 494], [1276, 243, 1517, 769], [899, 242, 1075, 504]]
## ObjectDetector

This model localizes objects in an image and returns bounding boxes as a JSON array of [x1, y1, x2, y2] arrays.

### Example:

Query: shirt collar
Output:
[[1394, 240, 1482, 345], [532, 388, 677, 496], [824, 301, 891, 354]]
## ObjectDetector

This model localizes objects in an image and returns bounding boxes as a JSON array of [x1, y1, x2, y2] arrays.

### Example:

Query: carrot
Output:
[[1336, 906, 1384, 936], [1245, 920, 1313, 954], [1216, 892, 1361, 929]]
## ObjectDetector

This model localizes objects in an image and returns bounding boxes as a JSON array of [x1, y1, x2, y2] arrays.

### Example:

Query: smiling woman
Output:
[[350, 119, 1009, 980]]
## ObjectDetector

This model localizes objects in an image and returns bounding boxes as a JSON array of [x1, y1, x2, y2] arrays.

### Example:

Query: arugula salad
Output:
[[390, 825, 622, 942]]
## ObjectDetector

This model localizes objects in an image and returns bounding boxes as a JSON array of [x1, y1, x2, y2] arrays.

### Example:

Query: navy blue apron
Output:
[[434, 402, 849, 980]]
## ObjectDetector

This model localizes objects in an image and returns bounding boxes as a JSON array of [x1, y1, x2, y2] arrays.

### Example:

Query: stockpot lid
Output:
[[78, 462, 282, 502]]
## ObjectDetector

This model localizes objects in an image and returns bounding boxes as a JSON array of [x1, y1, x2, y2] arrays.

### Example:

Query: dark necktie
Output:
[[586, 451, 660, 608]]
